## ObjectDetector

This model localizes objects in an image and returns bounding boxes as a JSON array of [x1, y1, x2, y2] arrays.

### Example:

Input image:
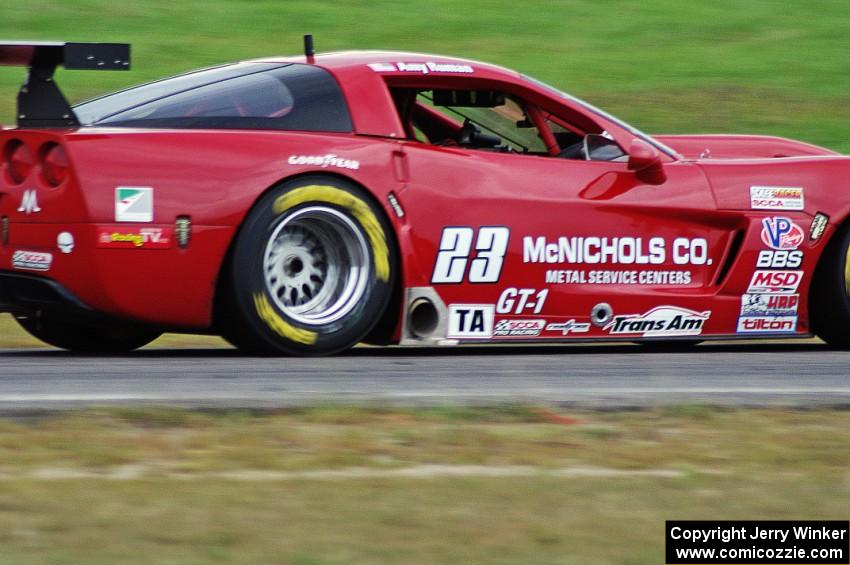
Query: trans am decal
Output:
[[604, 306, 710, 337]]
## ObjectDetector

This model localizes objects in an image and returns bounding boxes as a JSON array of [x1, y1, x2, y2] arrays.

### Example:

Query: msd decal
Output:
[[605, 306, 709, 337], [447, 305, 494, 338], [749, 186, 804, 211], [760, 217, 804, 250], [747, 270, 803, 294]]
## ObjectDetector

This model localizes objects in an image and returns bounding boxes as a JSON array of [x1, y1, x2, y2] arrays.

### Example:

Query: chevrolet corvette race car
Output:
[[0, 39, 849, 354]]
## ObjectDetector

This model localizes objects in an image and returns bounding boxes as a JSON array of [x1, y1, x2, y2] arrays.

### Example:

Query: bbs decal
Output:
[[757, 250, 802, 269], [432, 226, 510, 283]]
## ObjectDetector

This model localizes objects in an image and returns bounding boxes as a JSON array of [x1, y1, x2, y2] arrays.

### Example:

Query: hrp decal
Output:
[[740, 294, 799, 317], [760, 217, 804, 250]]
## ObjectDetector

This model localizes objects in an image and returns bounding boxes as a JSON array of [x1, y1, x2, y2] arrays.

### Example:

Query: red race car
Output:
[[0, 38, 847, 354]]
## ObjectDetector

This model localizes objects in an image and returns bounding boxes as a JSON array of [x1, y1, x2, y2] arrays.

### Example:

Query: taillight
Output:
[[40, 143, 69, 187], [4, 140, 32, 184]]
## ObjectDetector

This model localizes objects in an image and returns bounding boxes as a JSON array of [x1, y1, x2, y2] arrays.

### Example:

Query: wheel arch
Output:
[[211, 171, 404, 345]]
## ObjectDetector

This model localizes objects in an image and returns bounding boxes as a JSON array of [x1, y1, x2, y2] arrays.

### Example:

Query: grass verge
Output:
[[0, 406, 846, 563]]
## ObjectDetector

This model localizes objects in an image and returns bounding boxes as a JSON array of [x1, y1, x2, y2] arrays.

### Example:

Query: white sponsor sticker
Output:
[[447, 305, 494, 338], [747, 270, 803, 294], [545, 320, 591, 335], [737, 316, 797, 333], [740, 294, 799, 317], [493, 319, 545, 337], [287, 154, 360, 170], [115, 187, 153, 222], [544, 269, 693, 285], [523, 236, 711, 266], [750, 186, 804, 211], [369, 61, 474, 74], [605, 306, 709, 337], [12, 250, 52, 272]]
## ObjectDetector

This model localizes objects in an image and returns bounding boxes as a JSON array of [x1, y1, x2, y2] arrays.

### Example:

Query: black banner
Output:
[[666, 521, 849, 564]]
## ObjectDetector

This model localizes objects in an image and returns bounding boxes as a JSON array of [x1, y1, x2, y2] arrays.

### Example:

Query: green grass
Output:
[[2, 1, 850, 150], [0, 406, 846, 563]]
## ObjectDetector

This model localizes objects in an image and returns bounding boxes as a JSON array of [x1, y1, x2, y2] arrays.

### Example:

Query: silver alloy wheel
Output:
[[263, 205, 370, 326]]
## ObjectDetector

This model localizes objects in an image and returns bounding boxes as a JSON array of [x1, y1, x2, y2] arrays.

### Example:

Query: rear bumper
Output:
[[0, 271, 97, 321]]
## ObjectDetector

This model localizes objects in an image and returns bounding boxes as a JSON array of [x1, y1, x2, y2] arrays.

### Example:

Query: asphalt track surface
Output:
[[0, 341, 849, 410]]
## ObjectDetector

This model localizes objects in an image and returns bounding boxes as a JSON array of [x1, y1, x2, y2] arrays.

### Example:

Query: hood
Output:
[[653, 134, 838, 160]]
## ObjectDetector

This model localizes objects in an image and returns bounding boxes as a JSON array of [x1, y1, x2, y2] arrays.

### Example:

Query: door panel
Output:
[[399, 143, 742, 340]]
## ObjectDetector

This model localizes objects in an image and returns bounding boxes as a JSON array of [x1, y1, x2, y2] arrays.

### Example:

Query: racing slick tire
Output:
[[15, 315, 161, 353], [810, 220, 850, 347], [222, 176, 397, 356]]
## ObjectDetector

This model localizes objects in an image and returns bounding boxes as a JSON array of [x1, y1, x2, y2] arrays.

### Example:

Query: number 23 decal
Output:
[[431, 226, 510, 283]]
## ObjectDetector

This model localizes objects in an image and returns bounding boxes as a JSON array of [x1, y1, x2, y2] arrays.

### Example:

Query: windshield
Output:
[[521, 74, 678, 158]]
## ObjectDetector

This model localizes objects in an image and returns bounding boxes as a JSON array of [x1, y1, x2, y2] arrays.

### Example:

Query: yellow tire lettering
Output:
[[273, 185, 390, 282], [253, 293, 317, 345], [844, 245, 850, 298]]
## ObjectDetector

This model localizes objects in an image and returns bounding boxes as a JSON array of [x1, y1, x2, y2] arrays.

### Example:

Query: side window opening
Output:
[[388, 85, 626, 161]]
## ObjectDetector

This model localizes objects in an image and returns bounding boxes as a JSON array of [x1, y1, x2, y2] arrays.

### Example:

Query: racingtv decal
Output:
[[523, 236, 711, 266], [750, 186, 804, 211], [447, 305, 494, 338], [12, 250, 52, 272], [760, 217, 804, 250], [545, 269, 693, 285], [747, 270, 803, 293], [287, 155, 360, 170], [96, 226, 174, 249], [604, 306, 709, 337], [368, 61, 474, 74]]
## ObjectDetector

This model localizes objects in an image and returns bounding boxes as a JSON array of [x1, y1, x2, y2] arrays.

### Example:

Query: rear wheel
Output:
[[221, 177, 396, 355], [810, 221, 850, 346], [15, 315, 161, 353]]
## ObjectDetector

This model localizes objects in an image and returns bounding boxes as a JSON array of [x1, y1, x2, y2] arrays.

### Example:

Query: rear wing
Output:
[[0, 42, 130, 128]]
